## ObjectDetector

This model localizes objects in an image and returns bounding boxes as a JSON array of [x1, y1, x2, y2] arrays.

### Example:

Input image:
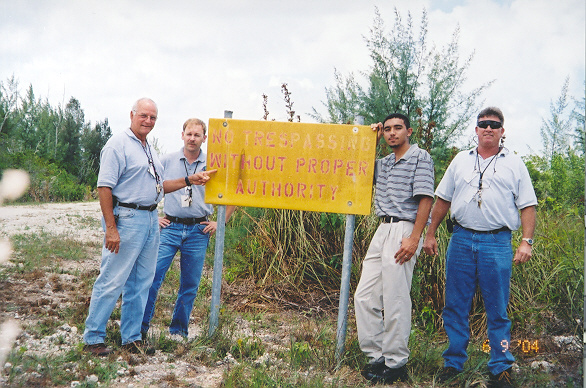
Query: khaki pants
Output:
[[354, 221, 421, 368]]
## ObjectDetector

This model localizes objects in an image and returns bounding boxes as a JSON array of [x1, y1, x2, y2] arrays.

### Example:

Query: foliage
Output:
[[311, 7, 492, 176], [0, 76, 111, 200], [525, 151, 585, 212], [571, 83, 585, 155], [540, 77, 574, 161]]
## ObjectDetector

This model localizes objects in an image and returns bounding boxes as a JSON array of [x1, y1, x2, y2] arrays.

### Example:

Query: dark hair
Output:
[[477, 107, 504, 125], [383, 113, 410, 129]]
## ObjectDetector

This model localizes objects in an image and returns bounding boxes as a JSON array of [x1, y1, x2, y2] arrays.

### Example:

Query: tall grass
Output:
[[229, 206, 584, 338]]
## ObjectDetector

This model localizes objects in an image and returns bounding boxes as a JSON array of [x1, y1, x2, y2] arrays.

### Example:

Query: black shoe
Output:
[[83, 343, 112, 357], [121, 340, 155, 355], [438, 366, 460, 383], [489, 368, 515, 388], [372, 365, 408, 385], [361, 358, 386, 381]]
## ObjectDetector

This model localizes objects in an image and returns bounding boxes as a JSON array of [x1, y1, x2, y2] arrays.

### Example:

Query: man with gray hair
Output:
[[83, 99, 214, 356]]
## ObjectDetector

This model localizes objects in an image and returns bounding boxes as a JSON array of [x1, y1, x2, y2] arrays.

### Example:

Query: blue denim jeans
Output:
[[442, 225, 515, 375], [84, 206, 159, 346], [141, 222, 210, 336]]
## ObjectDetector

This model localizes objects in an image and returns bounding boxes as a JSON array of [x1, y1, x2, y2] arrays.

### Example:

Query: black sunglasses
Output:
[[477, 120, 502, 129]]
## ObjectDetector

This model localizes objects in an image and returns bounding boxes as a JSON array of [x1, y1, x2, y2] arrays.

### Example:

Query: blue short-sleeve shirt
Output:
[[161, 149, 213, 218], [97, 128, 163, 206]]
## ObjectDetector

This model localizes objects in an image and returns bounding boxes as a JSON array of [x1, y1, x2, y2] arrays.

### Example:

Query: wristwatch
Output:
[[522, 238, 534, 246]]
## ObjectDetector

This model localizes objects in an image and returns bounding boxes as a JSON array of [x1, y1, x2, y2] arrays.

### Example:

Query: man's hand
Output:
[[371, 122, 383, 142], [104, 225, 120, 253], [189, 169, 217, 185], [201, 221, 217, 235], [395, 236, 419, 264], [158, 217, 171, 228], [513, 241, 532, 264], [423, 235, 439, 256]]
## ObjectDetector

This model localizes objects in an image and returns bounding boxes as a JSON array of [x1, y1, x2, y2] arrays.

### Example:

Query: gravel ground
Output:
[[0, 201, 253, 387]]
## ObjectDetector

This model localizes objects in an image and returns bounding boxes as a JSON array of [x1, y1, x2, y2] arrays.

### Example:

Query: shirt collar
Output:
[[179, 147, 206, 164], [395, 143, 419, 162], [468, 146, 509, 158]]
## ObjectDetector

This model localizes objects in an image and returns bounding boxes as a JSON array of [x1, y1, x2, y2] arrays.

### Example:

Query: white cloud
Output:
[[0, 0, 583, 156]]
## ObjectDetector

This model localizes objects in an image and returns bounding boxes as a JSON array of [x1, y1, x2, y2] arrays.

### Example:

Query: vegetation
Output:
[[310, 7, 492, 177], [0, 77, 111, 201]]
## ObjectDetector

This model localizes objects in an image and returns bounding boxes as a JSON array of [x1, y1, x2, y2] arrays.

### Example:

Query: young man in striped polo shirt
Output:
[[354, 113, 435, 384]]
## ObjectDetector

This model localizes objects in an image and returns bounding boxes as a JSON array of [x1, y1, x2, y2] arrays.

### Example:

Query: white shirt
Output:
[[435, 147, 537, 231]]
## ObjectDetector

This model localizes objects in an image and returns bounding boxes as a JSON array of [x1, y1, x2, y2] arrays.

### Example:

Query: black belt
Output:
[[380, 216, 411, 223], [453, 220, 509, 234], [116, 201, 158, 212], [165, 215, 207, 225]]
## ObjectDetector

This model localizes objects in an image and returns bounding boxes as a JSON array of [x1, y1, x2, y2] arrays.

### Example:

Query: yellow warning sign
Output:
[[205, 119, 376, 215]]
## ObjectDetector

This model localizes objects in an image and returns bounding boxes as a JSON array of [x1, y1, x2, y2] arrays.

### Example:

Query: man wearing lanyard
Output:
[[423, 107, 536, 387], [83, 100, 214, 356], [141, 118, 235, 339]]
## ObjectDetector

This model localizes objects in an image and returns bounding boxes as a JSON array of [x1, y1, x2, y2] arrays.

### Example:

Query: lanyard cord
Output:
[[182, 159, 201, 197], [141, 140, 162, 200], [475, 147, 501, 191]]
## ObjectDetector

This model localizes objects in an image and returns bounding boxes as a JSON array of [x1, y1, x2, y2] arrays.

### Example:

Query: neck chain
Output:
[[474, 147, 501, 208]]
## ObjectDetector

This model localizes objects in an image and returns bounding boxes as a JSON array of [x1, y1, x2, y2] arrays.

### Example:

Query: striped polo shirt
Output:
[[374, 144, 435, 222]]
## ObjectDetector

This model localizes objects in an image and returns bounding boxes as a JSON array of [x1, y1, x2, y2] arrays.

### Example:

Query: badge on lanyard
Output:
[[181, 194, 192, 207]]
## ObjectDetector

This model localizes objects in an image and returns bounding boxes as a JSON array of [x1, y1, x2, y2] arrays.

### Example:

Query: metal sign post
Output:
[[208, 110, 232, 337], [335, 214, 356, 364]]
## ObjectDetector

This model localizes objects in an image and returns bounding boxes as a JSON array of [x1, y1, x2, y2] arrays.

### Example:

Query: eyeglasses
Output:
[[137, 113, 157, 121], [477, 120, 502, 129]]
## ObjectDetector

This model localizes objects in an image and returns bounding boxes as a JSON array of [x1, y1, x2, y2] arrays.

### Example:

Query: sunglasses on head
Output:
[[477, 120, 502, 129]]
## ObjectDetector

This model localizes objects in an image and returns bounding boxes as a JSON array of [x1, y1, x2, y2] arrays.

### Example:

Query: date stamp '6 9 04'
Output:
[[482, 339, 539, 355]]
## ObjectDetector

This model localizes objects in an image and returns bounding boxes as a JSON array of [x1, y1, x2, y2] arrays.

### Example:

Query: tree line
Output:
[[0, 77, 111, 201]]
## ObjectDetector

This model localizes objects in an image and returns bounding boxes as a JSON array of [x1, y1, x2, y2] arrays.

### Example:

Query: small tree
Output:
[[571, 84, 585, 155], [540, 77, 573, 162], [312, 7, 491, 176]]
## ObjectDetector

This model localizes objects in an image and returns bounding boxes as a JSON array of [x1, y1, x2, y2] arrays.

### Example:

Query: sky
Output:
[[1, 0, 584, 156]]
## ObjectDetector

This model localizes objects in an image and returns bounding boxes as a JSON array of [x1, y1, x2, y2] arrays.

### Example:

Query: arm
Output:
[[163, 169, 218, 194], [513, 205, 536, 264], [98, 186, 120, 253], [422, 197, 451, 256], [395, 195, 433, 264]]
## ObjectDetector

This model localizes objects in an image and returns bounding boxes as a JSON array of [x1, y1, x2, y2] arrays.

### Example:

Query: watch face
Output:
[[524, 238, 533, 245]]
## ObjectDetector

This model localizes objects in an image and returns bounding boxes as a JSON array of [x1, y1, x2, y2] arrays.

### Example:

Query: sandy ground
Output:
[[0, 201, 104, 242]]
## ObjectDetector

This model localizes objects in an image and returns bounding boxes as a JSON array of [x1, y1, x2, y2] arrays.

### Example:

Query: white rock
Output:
[[531, 360, 554, 373], [86, 374, 99, 383], [71, 381, 80, 387]]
